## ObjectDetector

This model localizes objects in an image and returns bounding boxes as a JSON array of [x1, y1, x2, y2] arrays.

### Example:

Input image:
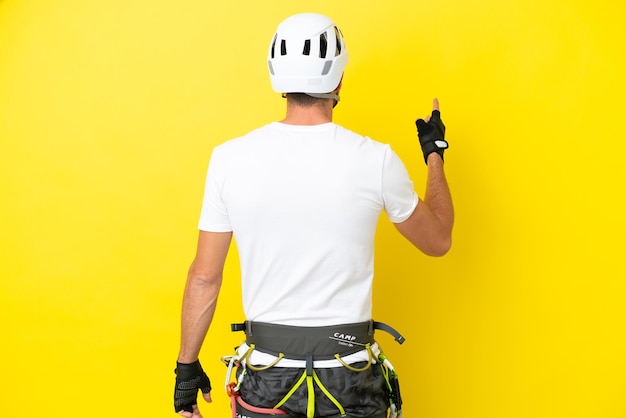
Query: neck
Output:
[[280, 100, 333, 125]]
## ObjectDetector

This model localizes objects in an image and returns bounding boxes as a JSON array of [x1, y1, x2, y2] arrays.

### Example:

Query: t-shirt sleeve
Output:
[[381, 145, 419, 223], [198, 146, 233, 232]]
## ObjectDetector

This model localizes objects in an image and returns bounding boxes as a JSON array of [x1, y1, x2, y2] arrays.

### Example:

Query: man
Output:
[[174, 12, 453, 418]]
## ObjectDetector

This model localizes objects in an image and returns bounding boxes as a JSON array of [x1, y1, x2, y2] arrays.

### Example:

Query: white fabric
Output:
[[235, 342, 380, 369], [199, 122, 418, 326]]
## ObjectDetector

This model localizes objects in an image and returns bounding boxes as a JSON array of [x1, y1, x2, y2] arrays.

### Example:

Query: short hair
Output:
[[285, 93, 327, 107]]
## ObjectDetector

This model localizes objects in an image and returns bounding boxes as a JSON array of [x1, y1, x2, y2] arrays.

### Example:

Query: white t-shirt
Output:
[[199, 122, 418, 326]]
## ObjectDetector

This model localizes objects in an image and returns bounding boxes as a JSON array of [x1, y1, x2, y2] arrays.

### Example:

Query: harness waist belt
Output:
[[236, 321, 374, 360], [231, 320, 404, 361]]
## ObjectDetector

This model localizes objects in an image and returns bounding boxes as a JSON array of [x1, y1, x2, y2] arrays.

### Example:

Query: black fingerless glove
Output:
[[174, 360, 212, 413], [415, 110, 448, 164]]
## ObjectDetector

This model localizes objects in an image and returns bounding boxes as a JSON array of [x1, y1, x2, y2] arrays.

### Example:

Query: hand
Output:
[[174, 360, 212, 417], [415, 98, 448, 164], [177, 404, 209, 418]]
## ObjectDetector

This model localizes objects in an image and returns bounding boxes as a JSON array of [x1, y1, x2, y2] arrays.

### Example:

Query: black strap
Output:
[[373, 321, 405, 345], [305, 352, 313, 376], [231, 322, 246, 332]]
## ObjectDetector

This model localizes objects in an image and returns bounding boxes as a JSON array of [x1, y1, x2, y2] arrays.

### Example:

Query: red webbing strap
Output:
[[227, 382, 288, 416]]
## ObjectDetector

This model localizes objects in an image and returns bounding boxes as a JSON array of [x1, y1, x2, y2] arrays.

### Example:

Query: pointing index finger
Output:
[[433, 98, 440, 112]]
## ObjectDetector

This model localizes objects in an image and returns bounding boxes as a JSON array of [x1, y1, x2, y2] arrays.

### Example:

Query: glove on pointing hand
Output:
[[174, 360, 212, 413], [416, 109, 448, 164]]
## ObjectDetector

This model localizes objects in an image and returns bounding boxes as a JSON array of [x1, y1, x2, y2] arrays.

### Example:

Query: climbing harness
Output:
[[222, 320, 404, 418]]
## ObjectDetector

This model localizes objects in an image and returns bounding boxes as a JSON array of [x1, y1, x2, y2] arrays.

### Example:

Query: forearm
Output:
[[424, 153, 454, 242], [178, 269, 222, 363]]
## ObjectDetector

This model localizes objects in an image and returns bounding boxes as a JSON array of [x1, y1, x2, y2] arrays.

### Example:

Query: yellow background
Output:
[[1, 0, 625, 417]]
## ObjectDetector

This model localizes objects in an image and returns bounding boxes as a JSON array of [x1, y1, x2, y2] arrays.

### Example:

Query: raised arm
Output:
[[394, 99, 454, 256]]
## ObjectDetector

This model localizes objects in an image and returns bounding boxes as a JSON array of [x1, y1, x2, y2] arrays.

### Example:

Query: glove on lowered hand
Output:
[[415, 109, 448, 164], [174, 360, 212, 413]]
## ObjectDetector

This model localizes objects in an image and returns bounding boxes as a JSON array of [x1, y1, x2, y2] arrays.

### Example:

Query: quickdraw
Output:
[[378, 352, 403, 418]]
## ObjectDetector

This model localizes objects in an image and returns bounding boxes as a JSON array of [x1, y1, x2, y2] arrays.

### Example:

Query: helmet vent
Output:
[[321, 60, 332, 76], [334, 27, 342, 56], [270, 35, 277, 59], [303, 39, 311, 56], [280, 39, 287, 56], [319, 33, 328, 58]]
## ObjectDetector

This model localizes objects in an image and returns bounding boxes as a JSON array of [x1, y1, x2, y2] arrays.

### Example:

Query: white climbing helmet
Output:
[[267, 13, 349, 95]]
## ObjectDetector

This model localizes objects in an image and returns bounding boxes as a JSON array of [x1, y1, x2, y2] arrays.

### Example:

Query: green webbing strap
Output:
[[272, 355, 316, 418], [306, 375, 315, 418], [273, 371, 307, 410], [273, 353, 347, 418], [305, 353, 315, 418], [272, 353, 314, 414], [312, 370, 346, 417]]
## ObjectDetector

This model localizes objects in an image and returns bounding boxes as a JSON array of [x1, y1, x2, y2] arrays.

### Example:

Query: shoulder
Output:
[[211, 123, 277, 160], [217, 123, 275, 149], [333, 124, 391, 154]]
